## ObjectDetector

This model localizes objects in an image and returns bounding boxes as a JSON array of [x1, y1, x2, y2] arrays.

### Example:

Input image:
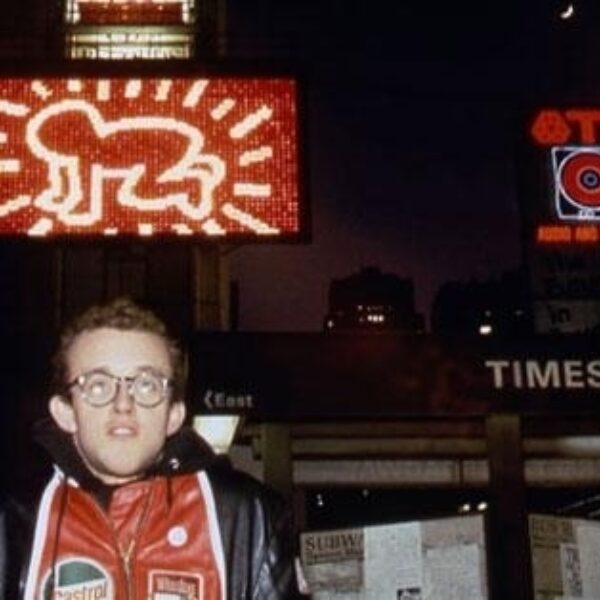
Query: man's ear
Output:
[[49, 395, 78, 434], [167, 401, 186, 436]]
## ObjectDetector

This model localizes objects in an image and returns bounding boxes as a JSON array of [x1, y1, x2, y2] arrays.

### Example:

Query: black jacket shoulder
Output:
[[206, 466, 300, 599], [0, 492, 35, 600]]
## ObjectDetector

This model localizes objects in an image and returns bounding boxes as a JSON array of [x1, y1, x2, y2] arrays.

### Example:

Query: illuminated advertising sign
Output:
[[64, 0, 195, 60], [529, 108, 600, 245], [66, 31, 193, 60], [0, 76, 303, 239], [523, 108, 600, 333], [65, 0, 194, 26]]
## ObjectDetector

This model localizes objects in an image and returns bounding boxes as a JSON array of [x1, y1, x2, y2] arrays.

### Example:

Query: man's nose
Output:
[[112, 380, 135, 413]]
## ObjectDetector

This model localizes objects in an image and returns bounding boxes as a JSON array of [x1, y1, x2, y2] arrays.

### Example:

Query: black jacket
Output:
[[0, 420, 299, 599]]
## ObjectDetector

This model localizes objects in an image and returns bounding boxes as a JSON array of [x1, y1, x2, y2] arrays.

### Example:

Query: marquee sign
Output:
[[529, 108, 600, 245], [0, 76, 303, 239], [66, 30, 194, 60], [64, 0, 195, 59]]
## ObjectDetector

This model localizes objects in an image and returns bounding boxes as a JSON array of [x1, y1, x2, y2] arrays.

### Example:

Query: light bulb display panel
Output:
[[64, 0, 195, 60], [66, 0, 194, 26], [529, 108, 600, 245], [0, 77, 303, 239]]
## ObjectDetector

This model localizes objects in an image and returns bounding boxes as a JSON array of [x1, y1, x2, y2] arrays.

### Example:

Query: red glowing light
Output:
[[70, 0, 189, 25], [536, 225, 572, 243], [531, 109, 600, 146], [536, 224, 600, 244], [574, 225, 599, 242], [0, 77, 302, 239], [530, 110, 571, 146]]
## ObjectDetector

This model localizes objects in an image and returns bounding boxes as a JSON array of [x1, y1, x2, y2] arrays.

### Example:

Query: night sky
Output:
[[225, 0, 594, 331], [1, 0, 593, 331]]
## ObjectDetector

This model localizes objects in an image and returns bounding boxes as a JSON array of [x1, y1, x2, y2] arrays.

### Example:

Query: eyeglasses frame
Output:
[[66, 367, 174, 408]]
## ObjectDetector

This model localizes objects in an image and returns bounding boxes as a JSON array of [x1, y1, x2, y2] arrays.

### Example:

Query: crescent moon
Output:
[[560, 3, 574, 19]]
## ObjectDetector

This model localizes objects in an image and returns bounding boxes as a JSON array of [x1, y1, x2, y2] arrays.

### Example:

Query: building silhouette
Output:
[[430, 266, 533, 338], [324, 266, 425, 332]]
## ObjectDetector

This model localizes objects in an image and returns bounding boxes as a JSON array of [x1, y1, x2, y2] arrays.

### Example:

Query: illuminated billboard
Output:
[[65, 0, 195, 26], [0, 76, 303, 239], [66, 30, 194, 60], [522, 108, 600, 333], [64, 0, 195, 60], [528, 108, 600, 245]]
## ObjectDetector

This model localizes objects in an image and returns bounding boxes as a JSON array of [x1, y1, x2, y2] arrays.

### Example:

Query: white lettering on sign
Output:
[[484, 359, 600, 389], [202, 390, 254, 410]]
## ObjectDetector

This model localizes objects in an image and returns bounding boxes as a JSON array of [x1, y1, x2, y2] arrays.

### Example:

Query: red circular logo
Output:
[[560, 150, 600, 208]]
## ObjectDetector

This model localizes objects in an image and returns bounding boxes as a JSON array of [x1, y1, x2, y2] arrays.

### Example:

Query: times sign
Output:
[[0, 77, 302, 239]]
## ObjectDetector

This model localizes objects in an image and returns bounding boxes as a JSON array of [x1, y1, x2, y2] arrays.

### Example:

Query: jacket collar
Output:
[[33, 417, 222, 491]]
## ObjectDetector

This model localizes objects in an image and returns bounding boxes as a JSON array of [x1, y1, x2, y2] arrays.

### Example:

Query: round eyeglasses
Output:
[[67, 368, 173, 408]]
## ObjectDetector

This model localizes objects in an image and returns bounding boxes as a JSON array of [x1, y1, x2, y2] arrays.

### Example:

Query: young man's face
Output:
[[49, 327, 185, 485]]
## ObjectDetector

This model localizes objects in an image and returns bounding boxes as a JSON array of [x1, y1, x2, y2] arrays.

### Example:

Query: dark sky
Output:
[[6, 0, 591, 332], [224, 0, 590, 331]]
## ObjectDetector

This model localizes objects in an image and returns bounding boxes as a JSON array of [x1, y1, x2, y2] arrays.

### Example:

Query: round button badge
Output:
[[167, 525, 188, 547]]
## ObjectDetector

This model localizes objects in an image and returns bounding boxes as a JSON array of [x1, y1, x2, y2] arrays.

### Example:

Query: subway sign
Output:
[[0, 76, 303, 239]]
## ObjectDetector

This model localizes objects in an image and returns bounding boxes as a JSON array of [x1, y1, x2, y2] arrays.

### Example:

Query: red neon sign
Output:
[[69, 0, 190, 26], [0, 77, 302, 238], [537, 224, 600, 244], [531, 109, 600, 146], [528, 108, 600, 243]]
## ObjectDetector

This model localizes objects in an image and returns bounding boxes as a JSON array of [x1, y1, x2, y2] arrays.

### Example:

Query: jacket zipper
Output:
[[121, 540, 135, 600], [102, 482, 155, 599], [87, 498, 133, 598]]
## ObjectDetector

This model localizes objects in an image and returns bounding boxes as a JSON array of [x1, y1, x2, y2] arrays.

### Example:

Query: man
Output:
[[0, 298, 298, 599]]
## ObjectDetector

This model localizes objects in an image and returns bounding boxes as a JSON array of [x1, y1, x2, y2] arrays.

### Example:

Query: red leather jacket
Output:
[[1, 422, 298, 599]]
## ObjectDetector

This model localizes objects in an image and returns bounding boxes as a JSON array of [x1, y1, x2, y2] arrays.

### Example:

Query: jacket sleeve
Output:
[[207, 468, 301, 599], [0, 495, 31, 600], [250, 487, 298, 599], [0, 505, 6, 599]]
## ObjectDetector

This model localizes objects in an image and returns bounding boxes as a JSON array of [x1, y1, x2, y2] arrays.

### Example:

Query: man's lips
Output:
[[107, 423, 139, 436]]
